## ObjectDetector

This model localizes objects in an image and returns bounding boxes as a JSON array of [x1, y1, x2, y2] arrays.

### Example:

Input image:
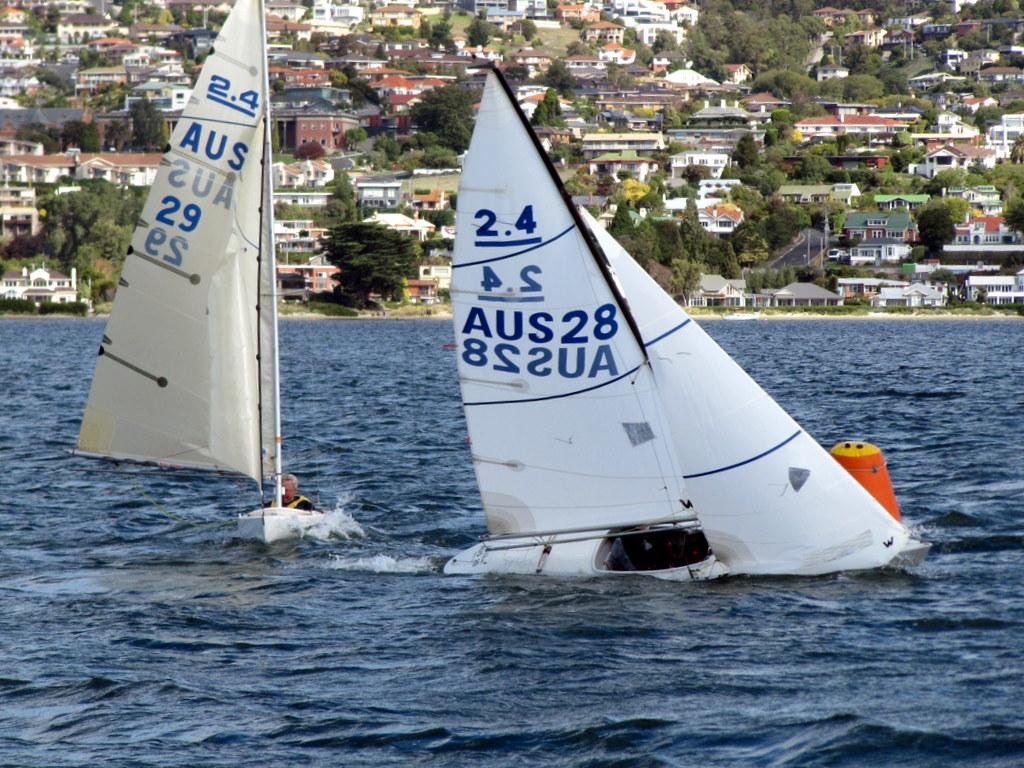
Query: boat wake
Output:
[[302, 504, 366, 541], [324, 553, 436, 574]]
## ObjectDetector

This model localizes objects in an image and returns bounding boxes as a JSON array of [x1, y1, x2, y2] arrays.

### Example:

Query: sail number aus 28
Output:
[[461, 303, 620, 379]]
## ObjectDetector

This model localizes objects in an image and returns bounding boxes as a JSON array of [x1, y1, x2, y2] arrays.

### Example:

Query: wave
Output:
[[324, 553, 437, 574], [298, 503, 366, 542]]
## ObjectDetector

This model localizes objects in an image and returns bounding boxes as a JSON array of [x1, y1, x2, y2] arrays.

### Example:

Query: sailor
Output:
[[604, 536, 635, 571], [270, 473, 315, 511]]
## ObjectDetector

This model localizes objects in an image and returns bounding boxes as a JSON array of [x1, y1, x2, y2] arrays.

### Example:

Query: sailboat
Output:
[[75, 0, 323, 543], [445, 68, 929, 579]]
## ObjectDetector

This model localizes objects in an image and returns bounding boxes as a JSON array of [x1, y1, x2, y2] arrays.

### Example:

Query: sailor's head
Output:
[[282, 473, 299, 499]]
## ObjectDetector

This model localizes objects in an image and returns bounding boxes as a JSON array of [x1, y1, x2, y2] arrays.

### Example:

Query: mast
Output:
[[258, 0, 284, 507]]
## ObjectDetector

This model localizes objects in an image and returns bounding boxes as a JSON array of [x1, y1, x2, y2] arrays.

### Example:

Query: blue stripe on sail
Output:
[[643, 318, 691, 348], [455, 224, 576, 268], [464, 364, 641, 407], [478, 295, 546, 303], [683, 430, 802, 479]]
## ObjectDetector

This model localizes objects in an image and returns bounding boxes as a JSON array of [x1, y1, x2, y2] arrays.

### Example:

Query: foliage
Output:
[[344, 126, 367, 150], [16, 123, 60, 153], [467, 14, 493, 47], [732, 134, 759, 169], [0, 297, 35, 314], [295, 142, 326, 160], [531, 89, 563, 127], [410, 85, 478, 153], [325, 172, 358, 223], [60, 120, 101, 151], [916, 202, 956, 254], [38, 301, 88, 316], [321, 222, 419, 307], [542, 60, 576, 97], [130, 99, 166, 149], [42, 183, 145, 275], [307, 301, 358, 317]]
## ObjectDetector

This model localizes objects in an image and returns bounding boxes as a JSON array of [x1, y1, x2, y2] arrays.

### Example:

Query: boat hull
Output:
[[237, 507, 325, 544], [444, 536, 729, 580]]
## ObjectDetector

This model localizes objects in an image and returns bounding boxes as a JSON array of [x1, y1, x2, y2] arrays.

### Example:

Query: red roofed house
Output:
[[952, 216, 1021, 246], [598, 43, 636, 65], [556, 3, 600, 22], [583, 21, 625, 45], [698, 203, 744, 237]]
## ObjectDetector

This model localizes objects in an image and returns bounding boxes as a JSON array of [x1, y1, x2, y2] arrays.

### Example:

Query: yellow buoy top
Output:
[[830, 441, 882, 459]]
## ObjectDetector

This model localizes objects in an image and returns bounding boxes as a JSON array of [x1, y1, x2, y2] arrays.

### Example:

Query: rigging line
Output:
[[683, 430, 802, 479], [463, 364, 642, 407], [625, 362, 679, 510], [454, 224, 576, 268]]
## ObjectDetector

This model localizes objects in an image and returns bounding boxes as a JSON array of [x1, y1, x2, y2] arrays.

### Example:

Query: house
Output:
[[75, 66, 129, 96], [873, 194, 929, 211], [581, 132, 665, 158], [794, 115, 909, 143], [777, 183, 861, 206], [57, 14, 116, 44], [273, 191, 331, 207], [509, 48, 552, 76], [405, 278, 439, 304], [843, 28, 887, 48], [367, 212, 435, 241], [835, 277, 908, 300], [872, 284, 946, 308], [274, 219, 328, 254], [816, 64, 849, 82], [125, 81, 192, 112], [848, 238, 912, 266], [587, 150, 656, 182], [723, 64, 751, 85], [355, 177, 402, 208], [598, 43, 636, 66], [273, 158, 335, 189], [914, 144, 998, 177], [946, 186, 1002, 215], [964, 268, 1024, 304], [1, 264, 81, 304], [0, 186, 37, 237], [978, 66, 1024, 85], [842, 211, 918, 243], [556, 3, 600, 22], [951, 216, 1021, 247], [669, 150, 730, 180], [419, 263, 452, 292], [697, 203, 743, 237], [986, 113, 1024, 158], [768, 282, 843, 307], [74, 153, 162, 186], [689, 274, 746, 307], [582, 21, 625, 45]]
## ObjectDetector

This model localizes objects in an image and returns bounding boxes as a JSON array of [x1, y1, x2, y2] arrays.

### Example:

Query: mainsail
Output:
[[582, 211, 911, 575], [77, 0, 277, 484], [452, 71, 693, 536]]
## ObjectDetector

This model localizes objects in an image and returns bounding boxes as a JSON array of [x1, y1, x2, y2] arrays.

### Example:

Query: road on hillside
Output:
[[771, 228, 829, 269]]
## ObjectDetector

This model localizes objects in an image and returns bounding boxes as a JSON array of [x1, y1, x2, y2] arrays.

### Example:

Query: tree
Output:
[[429, 16, 453, 50], [519, 19, 537, 40], [542, 60, 576, 96], [669, 258, 702, 301], [467, 14, 492, 47], [326, 172, 358, 223], [102, 119, 131, 150], [410, 85, 477, 153], [608, 204, 634, 237], [60, 120, 101, 151], [916, 202, 956, 254], [295, 141, 326, 159], [343, 126, 367, 150], [322, 222, 418, 307], [531, 89, 562, 126], [1004, 199, 1024, 237], [42, 182, 144, 273], [732, 133, 758, 169], [129, 99, 166, 149]]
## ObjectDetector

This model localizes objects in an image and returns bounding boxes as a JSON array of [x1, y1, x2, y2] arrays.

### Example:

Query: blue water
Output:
[[2, 317, 1023, 767]]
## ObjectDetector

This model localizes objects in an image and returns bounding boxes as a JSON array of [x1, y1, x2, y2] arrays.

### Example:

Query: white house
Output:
[[355, 177, 402, 208], [669, 150, 730, 179], [697, 203, 743, 237], [872, 284, 946, 308], [848, 238, 912, 265], [273, 158, 335, 189], [1, 265, 81, 304], [366, 212, 435, 242], [913, 144, 998, 178], [964, 268, 1024, 304]]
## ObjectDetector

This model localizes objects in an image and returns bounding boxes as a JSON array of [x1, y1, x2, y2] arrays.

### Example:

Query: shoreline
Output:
[[3, 308, 1022, 322]]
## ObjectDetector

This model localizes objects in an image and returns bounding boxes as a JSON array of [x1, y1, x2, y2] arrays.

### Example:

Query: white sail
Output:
[[452, 71, 692, 536], [78, 0, 273, 482], [580, 209, 913, 575]]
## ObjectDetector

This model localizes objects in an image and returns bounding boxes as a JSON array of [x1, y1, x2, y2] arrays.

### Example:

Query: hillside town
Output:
[[3, 0, 1024, 314]]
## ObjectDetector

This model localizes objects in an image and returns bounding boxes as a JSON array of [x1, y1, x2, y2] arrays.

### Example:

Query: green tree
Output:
[[102, 119, 131, 150], [732, 133, 758, 169], [410, 85, 477, 152], [916, 202, 956, 254], [608, 204, 634, 237], [322, 222, 418, 307], [429, 16, 454, 49], [519, 19, 537, 40], [344, 126, 367, 149], [542, 60, 576, 96], [42, 182, 144, 273], [325, 172, 358, 222], [1003, 199, 1024, 237], [531, 89, 562, 126], [669, 258, 702, 301], [60, 120, 101, 151], [129, 99, 166, 149], [467, 14, 492, 47], [15, 122, 60, 153]]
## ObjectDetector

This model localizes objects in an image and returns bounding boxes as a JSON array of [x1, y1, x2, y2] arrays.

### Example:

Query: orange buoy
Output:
[[830, 441, 901, 522]]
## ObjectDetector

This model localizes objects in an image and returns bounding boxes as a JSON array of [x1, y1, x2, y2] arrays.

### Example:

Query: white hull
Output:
[[237, 507, 325, 544], [444, 535, 730, 581]]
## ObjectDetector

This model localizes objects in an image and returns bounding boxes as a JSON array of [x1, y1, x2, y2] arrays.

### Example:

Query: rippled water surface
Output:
[[2, 317, 1023, 767]]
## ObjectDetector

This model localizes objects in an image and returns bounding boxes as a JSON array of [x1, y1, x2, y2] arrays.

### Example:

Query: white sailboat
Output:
[[75, 0, 323, 543], [445, 68, 929, 579]]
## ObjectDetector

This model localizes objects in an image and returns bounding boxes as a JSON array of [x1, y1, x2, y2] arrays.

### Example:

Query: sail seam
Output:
[[683, 430, 802, 479], [464, 364, 641, 406], [454, 223, 576, 268], [643, 318, 691, 348]]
